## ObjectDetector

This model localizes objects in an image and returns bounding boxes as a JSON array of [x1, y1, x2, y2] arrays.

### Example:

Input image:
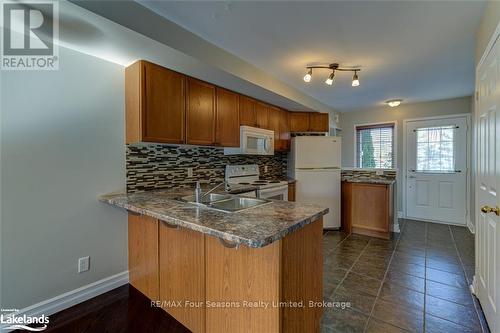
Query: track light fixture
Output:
[[352, 71, 360, 87], [303, 68, 312, 82], [303, 63, 361, 87], [325, 71, 335, 85]]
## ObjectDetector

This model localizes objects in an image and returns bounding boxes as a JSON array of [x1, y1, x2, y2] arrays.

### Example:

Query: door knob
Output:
[[481, 205, 500, 216]]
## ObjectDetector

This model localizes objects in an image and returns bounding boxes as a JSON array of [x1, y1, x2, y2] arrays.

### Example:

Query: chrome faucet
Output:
[[194, 181, 229, 203]]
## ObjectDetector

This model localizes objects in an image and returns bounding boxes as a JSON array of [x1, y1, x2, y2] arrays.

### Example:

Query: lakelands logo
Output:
[[1, 309, 49, 331], [1, 0, 59, 70]]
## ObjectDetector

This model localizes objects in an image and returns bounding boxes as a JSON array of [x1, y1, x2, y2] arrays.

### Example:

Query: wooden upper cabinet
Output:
[[239, 96, 257, 127], [279, 109, 291, 151], [289, 112, 311, 132], [216, 88, 240, 147], [126, 60, 185, 144], [268, 107, 281, 149], [255, 102, 269, 129], [289, 111, 329, 132], [309, 113, 330, 132], [186, 78, 216, 145]]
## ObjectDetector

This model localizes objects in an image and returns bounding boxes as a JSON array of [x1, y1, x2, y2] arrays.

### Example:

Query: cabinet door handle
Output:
[[219, 238, 239, 249], [162, 220, 179, 229]]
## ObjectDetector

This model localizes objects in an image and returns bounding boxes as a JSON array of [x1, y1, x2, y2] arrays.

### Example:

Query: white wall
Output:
[[0, 46, 127, 309], [476, 1, 500, 64], [339, 96, 472, 213]]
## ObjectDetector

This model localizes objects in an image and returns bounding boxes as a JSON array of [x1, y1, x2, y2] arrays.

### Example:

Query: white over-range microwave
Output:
[[224, 126, 274, 155]]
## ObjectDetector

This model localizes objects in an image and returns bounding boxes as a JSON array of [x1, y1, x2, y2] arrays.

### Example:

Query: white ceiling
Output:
[[138, 0, 485, 112]]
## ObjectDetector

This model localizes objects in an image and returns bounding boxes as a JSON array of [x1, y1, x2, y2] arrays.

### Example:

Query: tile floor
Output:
[[321, 219, 489, 333]]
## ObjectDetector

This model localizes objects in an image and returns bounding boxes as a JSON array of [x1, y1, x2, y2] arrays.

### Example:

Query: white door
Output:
[[292, 136, 341, 169], [405, 116, 468, 224], [294, 169, 340, 229], [475, 35, 500, 333]]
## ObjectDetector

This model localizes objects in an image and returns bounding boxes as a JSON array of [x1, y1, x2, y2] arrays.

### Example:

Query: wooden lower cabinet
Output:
[[128, 214, 159, 300], [205, 237, 281, 332], [341, 182, 394, 239], [159, 222, 206, 333], [128, 214, 323, 333]]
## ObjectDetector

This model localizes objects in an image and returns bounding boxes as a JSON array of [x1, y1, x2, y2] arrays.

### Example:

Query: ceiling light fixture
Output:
[[303, 63, 361, 87], [386, 99, 402, 107], [303, 68, 312, 82], [352, 71, 360, 87], [325, 71, 335, 85]]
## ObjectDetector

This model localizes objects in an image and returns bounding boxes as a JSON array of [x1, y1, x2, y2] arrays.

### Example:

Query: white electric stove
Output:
[[225, 164, 288, 200]]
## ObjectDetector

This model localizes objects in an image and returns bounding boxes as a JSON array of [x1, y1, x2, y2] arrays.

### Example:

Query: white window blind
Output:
[[415, 126, 455, 172], [356, 123, 395, 169]]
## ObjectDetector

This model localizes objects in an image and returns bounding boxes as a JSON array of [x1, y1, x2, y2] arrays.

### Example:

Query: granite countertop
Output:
[[342, 178, 396, 185], [99, 188, 328, 248]]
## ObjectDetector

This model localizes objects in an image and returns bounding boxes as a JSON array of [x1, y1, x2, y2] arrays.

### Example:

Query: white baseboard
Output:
[[0, 271, 129, 331], [467, 220, 475, 234]]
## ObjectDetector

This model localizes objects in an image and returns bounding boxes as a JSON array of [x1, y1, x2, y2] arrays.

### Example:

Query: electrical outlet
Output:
[[375, 170, 384, 176], [264, 165, 269, 173], [78, 256, 90, 273], [187, 167, 193, 178]]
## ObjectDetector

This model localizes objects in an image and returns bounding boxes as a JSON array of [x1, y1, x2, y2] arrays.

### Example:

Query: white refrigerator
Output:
[[288, 136, 341, 229]]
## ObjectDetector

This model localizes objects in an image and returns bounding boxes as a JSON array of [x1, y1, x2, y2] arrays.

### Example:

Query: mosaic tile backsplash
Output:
[[341, 169, 397, 181], [126, 143, 288, 193]]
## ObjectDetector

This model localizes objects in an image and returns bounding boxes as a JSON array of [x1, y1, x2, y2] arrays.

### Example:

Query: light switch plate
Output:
[[78, 256, 90, 273], [375, 170, 384, 176], [187, 167, 193, 178]]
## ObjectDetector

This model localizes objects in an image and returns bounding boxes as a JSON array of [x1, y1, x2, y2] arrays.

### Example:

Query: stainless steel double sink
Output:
[[177, 193, 270, 213]]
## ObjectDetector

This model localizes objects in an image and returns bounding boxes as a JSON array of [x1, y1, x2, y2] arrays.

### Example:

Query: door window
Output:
[[415, 126, 455, 172]]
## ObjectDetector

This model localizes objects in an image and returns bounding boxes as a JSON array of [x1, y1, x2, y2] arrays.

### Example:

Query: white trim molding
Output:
[[467, 219, 476, 234], [0, 271, 129, 332]]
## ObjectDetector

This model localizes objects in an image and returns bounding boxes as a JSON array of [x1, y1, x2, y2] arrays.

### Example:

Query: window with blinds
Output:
[[356, 123, 395, 169]]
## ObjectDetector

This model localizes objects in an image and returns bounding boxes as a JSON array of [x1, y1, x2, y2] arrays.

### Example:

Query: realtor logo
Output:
[[1, 0, 59, 70]]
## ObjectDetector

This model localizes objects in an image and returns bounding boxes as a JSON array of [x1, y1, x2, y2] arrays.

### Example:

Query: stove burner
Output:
[[238, 182, 250, 185], [253, 180, 268, 184], [269, 180, 281, 183]]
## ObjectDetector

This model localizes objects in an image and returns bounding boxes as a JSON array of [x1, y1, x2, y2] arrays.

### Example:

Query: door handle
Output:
[[480, 205, 500, 216]]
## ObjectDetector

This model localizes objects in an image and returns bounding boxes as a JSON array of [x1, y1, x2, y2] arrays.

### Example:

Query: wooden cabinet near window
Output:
[[186, 78, 216, 145], [255, 102, 269, 129], [215, 88, 240, 147], [309, 113, 329, 132], [239, 96, 257, 127], [290, 112, 329, 133], [126, 60, 186, 144], [341, 181, 394, 239]]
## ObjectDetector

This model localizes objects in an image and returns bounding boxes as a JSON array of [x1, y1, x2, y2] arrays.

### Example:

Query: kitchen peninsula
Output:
[[100, 188, 328, 333]]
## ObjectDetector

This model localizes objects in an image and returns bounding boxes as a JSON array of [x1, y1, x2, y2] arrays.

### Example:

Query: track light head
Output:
[[325, 71, 335, 86], [352, 71, 360, 87], [303, 68, 312, 82]]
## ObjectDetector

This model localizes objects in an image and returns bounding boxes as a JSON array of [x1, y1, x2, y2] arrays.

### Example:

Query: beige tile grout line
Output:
[[328, 233, 372, 298], [448, 225, 488, 333], [361, 219, 409, 333]]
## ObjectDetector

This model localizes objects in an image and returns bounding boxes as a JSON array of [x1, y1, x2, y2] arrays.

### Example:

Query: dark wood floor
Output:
[[22, 285, 190, 333]]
